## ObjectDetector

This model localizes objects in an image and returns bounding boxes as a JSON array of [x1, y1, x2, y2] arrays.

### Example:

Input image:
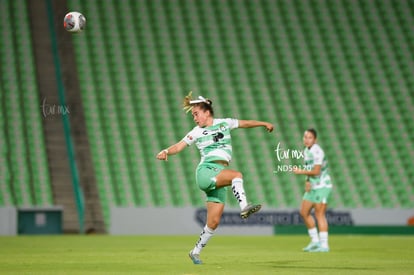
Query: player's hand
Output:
[[293, 166, 301, 174], [264, 123, 274, 132], [305, 181, 311, 192], [156, 149, 168, 161]]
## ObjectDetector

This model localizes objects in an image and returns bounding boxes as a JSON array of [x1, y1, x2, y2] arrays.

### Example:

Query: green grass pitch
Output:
[[0, 235, 413, 274]]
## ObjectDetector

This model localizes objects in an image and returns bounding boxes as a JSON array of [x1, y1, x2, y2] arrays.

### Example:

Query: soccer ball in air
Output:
[[63, 11, 86, 33]]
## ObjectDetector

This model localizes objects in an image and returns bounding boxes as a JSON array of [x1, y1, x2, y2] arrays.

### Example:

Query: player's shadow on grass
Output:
[[260, 261, 379, 271]]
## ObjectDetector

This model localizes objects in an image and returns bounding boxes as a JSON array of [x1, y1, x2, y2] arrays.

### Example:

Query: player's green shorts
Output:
[[196, 162, 227, 204], [303, 187, 332, 204]]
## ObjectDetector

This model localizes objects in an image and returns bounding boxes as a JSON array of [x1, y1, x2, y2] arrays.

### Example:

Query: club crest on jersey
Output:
[[212, 132, 224, 142]]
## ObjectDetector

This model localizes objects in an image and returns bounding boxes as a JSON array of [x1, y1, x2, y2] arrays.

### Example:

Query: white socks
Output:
[[308, 228, 329, 248], [191, 178, 248, 255], [319, 231, 329, 248], [308, 227, 319, 243], [192, 225, 215, 255], [231, 178, 248, 210]]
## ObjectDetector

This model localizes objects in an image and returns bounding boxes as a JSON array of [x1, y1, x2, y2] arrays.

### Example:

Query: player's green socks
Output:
[[192, 225, 215, 255], [231, 178, 248, 210]]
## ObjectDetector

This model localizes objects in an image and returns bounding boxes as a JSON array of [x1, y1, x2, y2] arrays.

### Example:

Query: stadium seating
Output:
[[65, 0, 414, 225], [0, 0, 53, 207], [3, 0, 413, 227]]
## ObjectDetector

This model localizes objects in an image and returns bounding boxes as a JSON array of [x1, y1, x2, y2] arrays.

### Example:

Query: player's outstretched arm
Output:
[[156, 140, 187, 161], [293, 165, 321, 176], [238, 120, 274, 132]]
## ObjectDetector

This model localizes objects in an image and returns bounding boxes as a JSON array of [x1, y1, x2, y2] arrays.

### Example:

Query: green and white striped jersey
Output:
[[304, 144, 332, 189], [183, 118, 239, 164]]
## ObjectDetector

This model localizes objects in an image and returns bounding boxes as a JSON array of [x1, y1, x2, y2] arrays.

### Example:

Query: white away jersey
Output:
[[304, 144, 332, 189], [183, 118, 239, 164]]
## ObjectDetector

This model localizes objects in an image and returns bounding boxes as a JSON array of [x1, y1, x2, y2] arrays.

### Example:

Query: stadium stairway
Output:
[[26, 0, 105, 233]]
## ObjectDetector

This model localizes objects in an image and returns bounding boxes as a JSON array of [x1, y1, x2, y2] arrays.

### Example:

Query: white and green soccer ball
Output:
[[63, 11, 86, 33]]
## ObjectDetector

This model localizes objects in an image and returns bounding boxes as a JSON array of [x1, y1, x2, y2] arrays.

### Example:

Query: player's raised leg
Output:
[[215, 169, 261, 219]]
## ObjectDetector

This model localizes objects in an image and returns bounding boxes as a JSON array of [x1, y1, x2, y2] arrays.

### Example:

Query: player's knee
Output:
[[300, 208, 309, 218], [233, 171, 243, 179], [207, 218, 220, 230], [314, 209, 325, 220]]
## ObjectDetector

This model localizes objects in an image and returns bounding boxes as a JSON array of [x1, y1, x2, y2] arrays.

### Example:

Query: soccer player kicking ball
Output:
[[293, 129, 332, 252], [156, 92, 274, 264]]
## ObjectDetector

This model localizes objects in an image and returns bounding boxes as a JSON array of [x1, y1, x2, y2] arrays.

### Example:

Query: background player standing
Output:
[[293, 128, 332, 252]]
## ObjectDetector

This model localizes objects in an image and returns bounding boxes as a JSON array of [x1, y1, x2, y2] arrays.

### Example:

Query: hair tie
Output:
[[190, 96, 209, 104], [183, 91, 211, 113]]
